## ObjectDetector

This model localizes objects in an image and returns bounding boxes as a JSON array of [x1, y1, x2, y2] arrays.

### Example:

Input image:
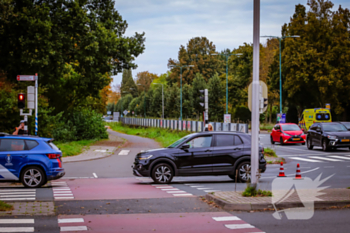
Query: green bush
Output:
[[242, 185, 272, 197]]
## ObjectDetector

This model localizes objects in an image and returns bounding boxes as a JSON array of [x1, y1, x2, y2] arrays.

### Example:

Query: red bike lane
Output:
[[58, 212, 265, 233], [55, 177, 193, 200]]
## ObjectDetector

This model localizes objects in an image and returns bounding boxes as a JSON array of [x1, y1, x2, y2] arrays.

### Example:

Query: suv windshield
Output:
[[282, 125, 301, 131], [168, 135, 191, 148], [322, 124, 347, 132]]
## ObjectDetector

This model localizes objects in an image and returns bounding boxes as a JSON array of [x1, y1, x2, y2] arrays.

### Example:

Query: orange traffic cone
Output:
[[277, 162, 286, 177], [294, 163, 303, 180]]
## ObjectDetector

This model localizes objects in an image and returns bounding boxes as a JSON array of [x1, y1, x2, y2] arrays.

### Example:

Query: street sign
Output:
[[123, 110, 128, 116], [224, 114, 231, 123], [17, 75, 35, 81], [326, 103, 330, 109], [107, 111, 111, 115], [248, 81, 268, 113], [277, 113, 286, 123]]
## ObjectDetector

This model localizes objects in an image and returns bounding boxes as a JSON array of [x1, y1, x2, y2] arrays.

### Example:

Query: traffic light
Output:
[[18, 93, 25, 109], [199, 90, 205, 109], [199, 89, 209, 131], [263, 98, 268, 108]]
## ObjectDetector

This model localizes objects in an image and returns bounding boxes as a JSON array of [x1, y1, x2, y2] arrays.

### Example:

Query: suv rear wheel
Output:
[[151, 163, 174, 184], [322, 139, 329, 151], [21, 166, 46, 188], [307, 138, 313, 150], [237, 161, 251, 183]]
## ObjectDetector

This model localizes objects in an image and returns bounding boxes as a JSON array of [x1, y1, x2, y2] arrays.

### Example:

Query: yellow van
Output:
[[299, 108, 332, 131]]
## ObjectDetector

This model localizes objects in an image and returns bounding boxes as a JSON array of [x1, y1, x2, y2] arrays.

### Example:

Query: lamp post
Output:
[[261, 35, 300, 114], [137, 84, 146, 117], [169, 64, 194, 121], [212, 52, 242, 114], [153, 83, 164, 120]]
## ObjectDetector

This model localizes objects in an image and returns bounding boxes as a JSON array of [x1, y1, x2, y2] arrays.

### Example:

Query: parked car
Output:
[[270, 123, 306, 145], [0, 134, 65, 188], [307, 122, 350, 151], [132, 132, 266, 184]]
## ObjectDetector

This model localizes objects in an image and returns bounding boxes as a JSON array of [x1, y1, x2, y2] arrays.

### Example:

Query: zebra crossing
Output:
[[0, 219, 34, 232], [289, 154, 350, 163], [0, 188, 36, 201]]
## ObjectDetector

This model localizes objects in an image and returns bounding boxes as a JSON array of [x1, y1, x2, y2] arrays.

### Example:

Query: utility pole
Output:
[[199, 89, 209, 131]]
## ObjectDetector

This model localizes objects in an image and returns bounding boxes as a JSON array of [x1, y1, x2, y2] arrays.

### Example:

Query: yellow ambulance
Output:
[[298, 108, 332, 131]]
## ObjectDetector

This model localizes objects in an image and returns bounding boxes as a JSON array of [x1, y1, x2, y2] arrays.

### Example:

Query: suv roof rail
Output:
[[0, 132, 10, 136]]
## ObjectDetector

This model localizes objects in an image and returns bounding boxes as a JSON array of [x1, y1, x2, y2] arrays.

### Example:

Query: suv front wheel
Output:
[[151, 163, 174, 184], [21, 166, 46, 188], [307, 138, 313, 150]]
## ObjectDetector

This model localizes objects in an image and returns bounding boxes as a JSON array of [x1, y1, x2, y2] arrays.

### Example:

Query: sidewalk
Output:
[[62, 133, 125, 163], [206, 188, 350, 211]]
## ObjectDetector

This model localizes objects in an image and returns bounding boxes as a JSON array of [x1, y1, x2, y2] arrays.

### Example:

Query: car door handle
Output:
[[205, 149, 211, 152], [21, 155, 27, 158], [233, 148, 241, 151]]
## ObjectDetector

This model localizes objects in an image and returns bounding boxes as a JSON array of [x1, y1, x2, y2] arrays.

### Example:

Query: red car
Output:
[[270, 123, 306, 145]]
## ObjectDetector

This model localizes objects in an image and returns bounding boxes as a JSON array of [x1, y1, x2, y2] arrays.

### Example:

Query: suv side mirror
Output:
[[316, 128, 321, 132], [180, 144, 190, 150]]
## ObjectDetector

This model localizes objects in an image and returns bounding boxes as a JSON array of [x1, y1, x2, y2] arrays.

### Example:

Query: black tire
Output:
[[270, 136, 275, 145], [322, 139, 329, 152], [228, 174, 236, 180], [237, 161, 251, 183], [280, 137, 284, 145], [21, 166, 46, 188], [151, 163, 174, 184], [307, 138, 313, 150], [302, 143, 305, 145]]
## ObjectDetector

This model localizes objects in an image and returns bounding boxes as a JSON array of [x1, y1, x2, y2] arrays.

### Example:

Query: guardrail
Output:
[[117, 117, 248, 133]]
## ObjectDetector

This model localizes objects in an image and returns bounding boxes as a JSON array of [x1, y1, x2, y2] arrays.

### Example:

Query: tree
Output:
[[120, 69, 138, 97], [192, 73, 207, 119], [150, 85, 163, 118], [182, 84, 194, 119], [208, 73, 224, 121], [122, 94, 133, 112], [136, 71, 158, 93], [165, 84, 180, 118], [167, 37, 219, 85]]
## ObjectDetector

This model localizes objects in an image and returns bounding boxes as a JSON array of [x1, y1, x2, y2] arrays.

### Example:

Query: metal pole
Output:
[[279, 38, 282, 114], [251, 0, 260, 186], [162, 84, 164, 120], [35, 73, 38, 136], [226, 56, 229, 114], [180, 67, 183, 121]]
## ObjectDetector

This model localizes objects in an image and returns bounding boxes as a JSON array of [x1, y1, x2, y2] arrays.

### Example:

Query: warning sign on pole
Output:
[[17, 75, 35, 81]]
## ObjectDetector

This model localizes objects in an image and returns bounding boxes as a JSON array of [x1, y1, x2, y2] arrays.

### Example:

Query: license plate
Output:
[[293, 138, 300, 141], [341, 139, 350, 142]]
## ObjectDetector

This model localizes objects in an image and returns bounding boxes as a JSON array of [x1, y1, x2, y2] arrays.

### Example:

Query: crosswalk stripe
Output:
[[328, 156, 350, 160], [0, 198, 35, 201], [54, 197, 74, 200], [212, 216, 241, 221], [289, 157, 323, 162], [0, 195, 35, 198], [166, 191, 187, 193], [225, 224, 255, 229], [172, 193, 193, 196], [309, 156, 343, 162], [0, 189, 35, 192], [0, 219, 34, 224], [0, 227, 34, 232], [58, 218, 84, 223], [0, 192, 35, 195], [204, 190, 220, 192], [118, 150, 130, 155], [161, 189, 179, 191], [197, 188, 212, 190], [60, 226, 87, 231]]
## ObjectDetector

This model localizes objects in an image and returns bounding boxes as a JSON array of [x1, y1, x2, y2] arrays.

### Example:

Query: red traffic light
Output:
[[18, 93, 25, 109], [19, 94, 24, 100]]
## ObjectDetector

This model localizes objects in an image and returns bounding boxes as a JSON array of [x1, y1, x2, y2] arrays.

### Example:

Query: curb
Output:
[[205, 194, 350, 211]]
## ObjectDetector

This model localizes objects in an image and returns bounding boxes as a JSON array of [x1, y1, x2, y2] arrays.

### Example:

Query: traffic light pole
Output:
[[35, 73, 38, 136]]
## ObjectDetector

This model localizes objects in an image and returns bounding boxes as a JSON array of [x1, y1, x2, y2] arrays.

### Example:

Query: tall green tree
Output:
[[165, 84, 180, 118], [192, 73, 207, 119], [120, 69, 138, 97], [208, 73, 224, 121]]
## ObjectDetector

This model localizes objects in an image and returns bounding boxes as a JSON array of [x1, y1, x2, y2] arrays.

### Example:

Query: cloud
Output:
[[111, 0, 350, 85]]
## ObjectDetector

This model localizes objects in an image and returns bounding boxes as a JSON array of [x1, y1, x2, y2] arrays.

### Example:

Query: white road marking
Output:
[[63, 177, 94, 179], [324, 166, 335, 168], [190, 186, 204, 188], [166, 191, 187, 193], [275, 146, 324, 153], [329, 156, 350, 160], [0, 192, 35, 195], [172, 193, 193, 196], [160, 189, 179, 191], [204, 190, 221, 192], [212, 216, 241, 221], [60, 226, 88, 231], [184, 184, 197, 186], [58, 218, 84, 223], [289, 157, 323, 162], [54, 197, 74, 200], [225, 224, 255, 229], [0, 189, 35, 192], [93, 173, 98, 178], [0, 219, 34, 224], [0, 195, 36, 198], [94, 149, 107, 152], [0, 198, 35, 201], [309, 156, 342, 162], [155, 186, 173, 189], [197, 188, 212, 190], [118, 150, 130, 155], [53, 191, 72, 194], [0, 227, 34, 232], [53, 193, 73, 196]]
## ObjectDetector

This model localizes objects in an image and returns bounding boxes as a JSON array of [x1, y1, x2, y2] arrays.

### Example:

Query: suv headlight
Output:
[[327, 135, 337, 140], [139, 155, 153, 160]]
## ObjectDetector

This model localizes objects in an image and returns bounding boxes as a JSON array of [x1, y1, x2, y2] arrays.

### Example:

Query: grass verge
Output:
[[56, 139, 98, 157], [0, 201, 13, 211], [107, 122, 190, 148], [264, 147, 277, 157], [242, 185, 272, 197]]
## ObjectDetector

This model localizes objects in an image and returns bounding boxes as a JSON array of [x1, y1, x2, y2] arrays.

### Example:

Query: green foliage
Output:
[[165, 84, 180, 118], [55, 139, 97, 157], [0, 200, 13, 211], [107, 122, 189, 148], [242, 185, 272, 197], [121, 69, 138, 98], [264, 147, 277, 157], [286, 106, 299, 124], [192, 73, 207, 119], [234, 106, 251, 123], [208, 73, 225, 121], [150, 85, 163, 118]]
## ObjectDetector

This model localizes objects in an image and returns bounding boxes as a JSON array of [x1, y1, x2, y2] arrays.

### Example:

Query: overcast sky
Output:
[[111, 0, 350, 86]]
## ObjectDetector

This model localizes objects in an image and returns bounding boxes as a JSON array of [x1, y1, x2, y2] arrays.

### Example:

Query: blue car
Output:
[[0, 133, 65, 188]]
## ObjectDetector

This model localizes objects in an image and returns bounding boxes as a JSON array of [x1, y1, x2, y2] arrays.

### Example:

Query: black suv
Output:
[[307, 122, 350, 151], [132, 132, 266, 184]]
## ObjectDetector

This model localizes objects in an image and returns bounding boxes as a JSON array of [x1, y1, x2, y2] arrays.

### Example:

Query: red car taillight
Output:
[[57, 158, 62, 168], [47, 153, 60, 159]]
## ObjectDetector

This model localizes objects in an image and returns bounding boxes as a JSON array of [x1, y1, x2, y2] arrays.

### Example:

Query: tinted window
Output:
[[316, 113, 330, 121], [48, 142, 60, 151], [186, 136, 212, 148], [310, 124, 318, 131], [25, 140, 39, 150], [168, 135, 191, 148], [234, 136, 243, 145], [215, 135, 234, 147], [322, 124, 347, 132], [341, 122, 350, 129], [281, 124, 301, 131], [0, 139, 25, 151]]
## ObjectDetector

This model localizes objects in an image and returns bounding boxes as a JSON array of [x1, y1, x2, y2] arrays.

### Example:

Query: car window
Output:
[[215, 135, 234, 147], [0, 139, 25, 151], [168, 135, 191, 148], [25, 140, 39, 150], [234, 136, 243, 145], [322, 124, 347, 132], [281, 124, 301, 131], [341, 122, 350, 129], [48, 142, 60, 151], [186, 136, 212, 148], [310, 124, 317, 131]]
